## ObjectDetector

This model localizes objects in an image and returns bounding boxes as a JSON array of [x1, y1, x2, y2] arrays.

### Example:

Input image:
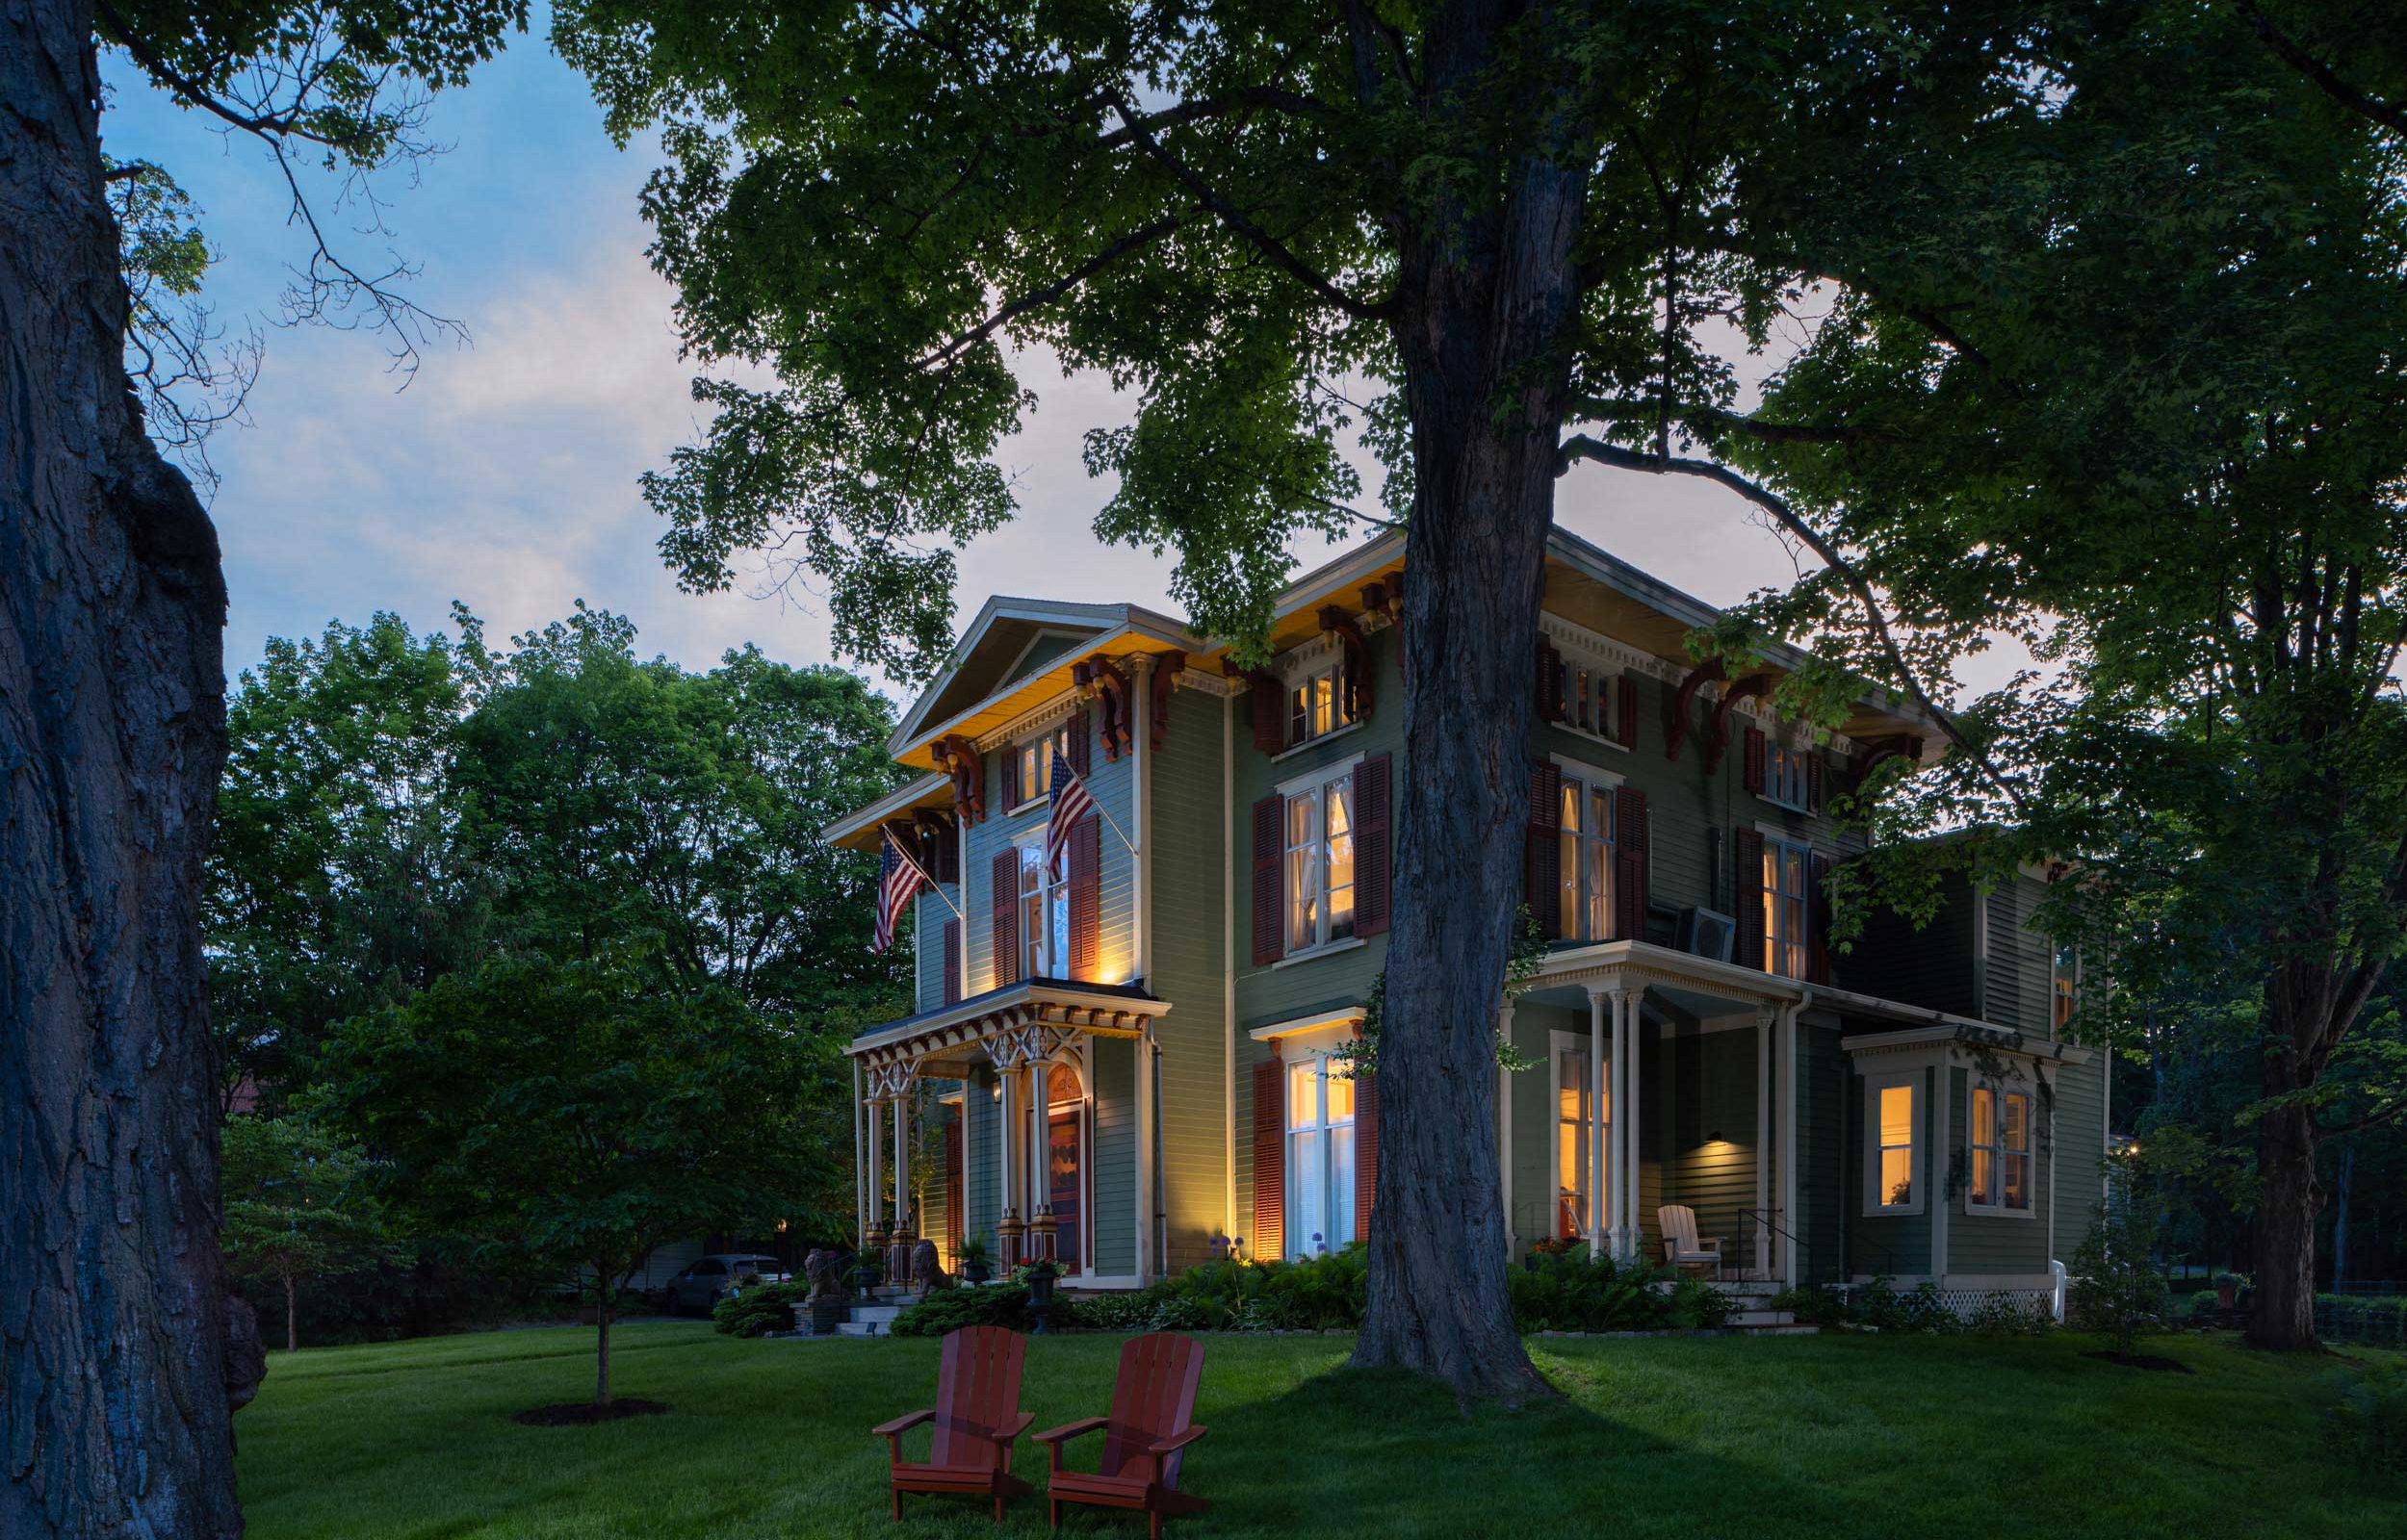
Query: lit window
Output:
[[1969, 1086, 2033, 1214], [1283, 772, 1356, 953], [2052, 946, 2079, 1030], [1557, 775, 1617, 940], [1284, 1053, 1356, 1257], [1286, 658, 1355, 747], [1012, 720, 1077, 808], [1868, 1080, 1918, 1213], [1017, 841, 1068, 980], [1761, 835, 1812, 980], [1554, 1046, 1608, 1239], [1763, 742, 1812, 810], [1551, 655, 1617, 737]]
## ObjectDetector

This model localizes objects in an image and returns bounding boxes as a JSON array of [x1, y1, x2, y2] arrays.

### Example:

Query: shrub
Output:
[[2068, 1201, 2169, 1360], [2325, 1361, 2407, 1476], [889, 1283, 1048, 1337], [712, 1279, 810, 1338], [1768, 1286, 1851, 1327], [1509, 1250, 1690, 1333], [1964, 1293, 2049, 1336]]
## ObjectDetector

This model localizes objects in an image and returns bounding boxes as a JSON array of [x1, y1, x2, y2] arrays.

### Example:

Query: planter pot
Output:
[[964, 1262, 993, 1286], [2216, 1286, 2238, 1310]]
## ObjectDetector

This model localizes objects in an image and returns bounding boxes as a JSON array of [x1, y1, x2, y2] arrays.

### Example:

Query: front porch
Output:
[[1503, 941, 1814, 1286], [849, 978, 1172, 1289]]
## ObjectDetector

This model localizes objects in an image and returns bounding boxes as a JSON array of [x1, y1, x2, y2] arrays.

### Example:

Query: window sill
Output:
[[1963, 1202, 2040, 1220], [1755, 793, 1811, 816], [1863, 1203, 1927, 1219], [1270, 720, 1364, 764], [1271, 937, 1367, 970], [1004, 791, 1053, 818], [1550, 721, 1630, 754]]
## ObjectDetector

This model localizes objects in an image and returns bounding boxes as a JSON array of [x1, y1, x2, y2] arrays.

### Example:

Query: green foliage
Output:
[[2325, 1361, 2407, 1477], [219, 1115, 401, 1346], [712, 1279, 811, 1339], [1340, 907, 1545, 1078], [1510, 1251, 1719, 1334], [2069, 1201, 2173, 1361], [888, 1283, 1048, 1338]]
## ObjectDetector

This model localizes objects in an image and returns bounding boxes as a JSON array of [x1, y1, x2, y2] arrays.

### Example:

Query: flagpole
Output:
[[883, 827, 965, 921]]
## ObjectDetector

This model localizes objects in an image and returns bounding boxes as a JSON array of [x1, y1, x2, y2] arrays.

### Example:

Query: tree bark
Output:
[[2248, 1097, 2322, 1350], [1350, 35, 1589, 1397], [1, 1, 240, 1534], [594, 1290, 613, 1407], [284, 1274, 298, 1354]]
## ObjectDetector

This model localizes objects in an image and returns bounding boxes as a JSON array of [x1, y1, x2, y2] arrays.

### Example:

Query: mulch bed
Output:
[[2082, 1350, 2194, 1373], [511, 1398, 672, 1426]]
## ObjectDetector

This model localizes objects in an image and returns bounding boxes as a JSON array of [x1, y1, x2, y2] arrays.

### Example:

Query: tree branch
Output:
[[1093, 88, 1336, 151], [1101, 88, 1391, 323], [1576, 398, 1907, 448], [2232, 0, 2407, 135], [911, 214, 1186, 373], [1557, 436, 2026, 808]]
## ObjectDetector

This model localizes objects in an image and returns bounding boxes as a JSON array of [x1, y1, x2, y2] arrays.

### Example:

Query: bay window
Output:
[[1969, 1085, 2034, 1215], [1283, 770, 1357, 954], [1556, 774, 1617, 941], [1284, 1053, 1356, 1257]]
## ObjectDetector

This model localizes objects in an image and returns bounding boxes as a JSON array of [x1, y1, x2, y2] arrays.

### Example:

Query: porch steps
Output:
[[835, 1303, 903, 1337]]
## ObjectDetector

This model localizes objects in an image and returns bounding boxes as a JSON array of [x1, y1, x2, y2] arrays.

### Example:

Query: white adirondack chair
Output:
[[1657, 1205, 1725, 1278]]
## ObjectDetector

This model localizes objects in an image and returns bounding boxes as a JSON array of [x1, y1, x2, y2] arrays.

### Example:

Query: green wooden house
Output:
[[828, 528, 2106, 1309]]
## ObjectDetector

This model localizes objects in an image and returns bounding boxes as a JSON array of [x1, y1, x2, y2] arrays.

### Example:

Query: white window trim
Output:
[[1758, 830, 1814, 983], [1268, 717, 1364, 764], [1275, 755, 1364, 958], [1964, 1081, 2040, 1219], [1757, 739, 1813, 813], [1010, 829, 1069, 981], [1269, 936, 1366, 971], [1548, 1028, 1604, 1243], [1547, 753, 1626, 786], [1282, 1049, 1358, 1260], [1862, 1069, 1926, 1218], [1277, 750, 1365, 801], [1553, 721, 1633, 755]]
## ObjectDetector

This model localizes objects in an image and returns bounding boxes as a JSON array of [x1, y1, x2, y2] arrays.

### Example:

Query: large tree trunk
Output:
[[1350, 83, 1588, 1398], [0, 1, 240, 1534], [594, 1292, 613, 1407], [2248, 1098, 2322, 1351]]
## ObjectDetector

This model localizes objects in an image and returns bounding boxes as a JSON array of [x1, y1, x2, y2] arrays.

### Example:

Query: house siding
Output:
[[1847, 1061, 1936, 1278], [1148, 677, 1233, 1270], [2051, 1050, 2108, 1263], [1657, 1019, 1762, 1270], [913, 883, 958, 1014], [1796, 1015, 1850, 1284], [1090, 1040, 1137, 1276]]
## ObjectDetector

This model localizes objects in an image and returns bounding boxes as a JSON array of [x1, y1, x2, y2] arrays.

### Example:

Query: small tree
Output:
[[218, 1116, 398, 1352], [2069, 1156, 2173, 1364], [320, 957, 837, 1411]]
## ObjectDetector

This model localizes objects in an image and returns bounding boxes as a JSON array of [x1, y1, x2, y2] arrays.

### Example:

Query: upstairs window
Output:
[[1287, 656, 1356, 747], [1760, 834, 1812, 980], [1556, 775, 1617, 941], [1552, 656, 1618, 737], [1283, 771, 1357, 953], [1763, 742, 1812, 811], [2052, 946, 2079, 1030], [1009, 719, 1078, 809], [1016, 840, 1068, 980], [1968, 1085, 2034, 1215]]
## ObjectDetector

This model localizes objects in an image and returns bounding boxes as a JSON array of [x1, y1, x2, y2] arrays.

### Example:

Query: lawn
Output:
[[236, 1321, 2395, 1540]]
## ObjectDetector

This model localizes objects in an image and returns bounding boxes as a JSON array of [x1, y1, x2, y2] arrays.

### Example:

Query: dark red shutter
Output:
[[1807, 753, 1825, 814], [1735, 828, 1766, 971], [1069, 707, 1092, 777], [1003, 746, 1023, 812], [1618, 669, 1642, 749], [1615, 786, 1650, 942], [991, 849, 1022, 987], [944, 1120, 964, 1249], [1525, 760, 1563, 938], [932, 821, 960, 884], [1068, 815, 1100, 981], [1355, 754, 1392, 937], [1535, 637, 1565, 722], [942, 917, 962, 1005], [1809, 851, 1834, 984], [1743, 727, 1767, 795], [1252, 675, 1285, 755], [1353, 1067, 1378, 1244], [1253, 1055, 1285, 1259], [1251, 793, 1285, 965]]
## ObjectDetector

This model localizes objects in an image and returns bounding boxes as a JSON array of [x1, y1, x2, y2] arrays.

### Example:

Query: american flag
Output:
[[872, 830, 930, 953], [1044, 745, 1095, 881]]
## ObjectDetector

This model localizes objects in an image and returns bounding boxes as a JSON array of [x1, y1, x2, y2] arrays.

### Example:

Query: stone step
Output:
[[851, 1304, 903, 1322], [835, 1320, 887, 1337], [1726, 1309, 1795, 1327], [1733, 1322, 1821, 1335]]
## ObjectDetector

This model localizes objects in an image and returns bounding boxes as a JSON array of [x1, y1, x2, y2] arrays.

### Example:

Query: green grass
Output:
[[238, 1321, 2394, 1540]]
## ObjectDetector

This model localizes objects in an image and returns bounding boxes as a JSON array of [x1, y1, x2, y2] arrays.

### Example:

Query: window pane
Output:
[[1288, 1128, 1325, 1256], [1972, 1088, 1996, 1149], [1329, 1124, 1356, 1245], [1879, 1085, 1914, 1148], [1970, 1148, 1995, 1206], [1287, 1061, 1318, 1131], [2005, 1151, 2031, 1210], [1290, 685, 1307, 744], [1880, 1147, 1914, 1208], [1326, 779, 1355, 940], [1324, 1067, 1355, 1123], [1586, 833, 1611, 940], [2003, 1093, 2029, 1152]]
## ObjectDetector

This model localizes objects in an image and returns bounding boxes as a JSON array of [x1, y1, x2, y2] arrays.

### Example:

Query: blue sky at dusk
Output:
[[97, 17, 1997, 708]]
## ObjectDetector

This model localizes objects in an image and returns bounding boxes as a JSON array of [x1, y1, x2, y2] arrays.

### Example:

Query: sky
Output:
[[97, 20, 1971, 711]]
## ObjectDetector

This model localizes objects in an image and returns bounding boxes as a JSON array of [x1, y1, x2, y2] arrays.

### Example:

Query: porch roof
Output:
[[846, 977, 1171, 1090]]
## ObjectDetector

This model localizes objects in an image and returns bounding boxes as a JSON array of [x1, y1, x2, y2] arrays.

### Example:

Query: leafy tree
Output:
[[219, 1116, 400, 1352], [319, 957, 840, 1409], [556, 0, 2053, 1399], [6, 5, 519, 1529]]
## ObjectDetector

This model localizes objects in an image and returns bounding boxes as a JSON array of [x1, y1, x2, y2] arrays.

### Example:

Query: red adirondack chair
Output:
[[1034, 1332, 1210, 1539], [870, 1324, 1036, 1523]]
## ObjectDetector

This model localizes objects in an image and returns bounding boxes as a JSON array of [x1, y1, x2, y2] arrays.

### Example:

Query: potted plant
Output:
[[854, 1247, 885, 1295], [2213, 1271, 2248, 1311], [957, 1236, 994, 1286], [1021, 1259, 1063, 1334]]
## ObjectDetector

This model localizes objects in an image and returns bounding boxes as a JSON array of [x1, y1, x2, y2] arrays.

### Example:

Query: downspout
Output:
[[1223, 690, 1236, 1244]]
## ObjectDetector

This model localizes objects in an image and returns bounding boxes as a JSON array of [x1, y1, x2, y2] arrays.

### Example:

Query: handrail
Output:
[[1734, 1206, 1892, 1288]]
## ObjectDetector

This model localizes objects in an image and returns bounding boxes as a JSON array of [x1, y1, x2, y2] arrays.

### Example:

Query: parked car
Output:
[[659, 1254, 788, 1317]]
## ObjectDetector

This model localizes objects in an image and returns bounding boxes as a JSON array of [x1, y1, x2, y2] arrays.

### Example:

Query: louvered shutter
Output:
[[1252, 675, 1285, 755], [1535, 637, 1565, 721], [1068, 815, 1101, 982], [1525, 760, 1563, 938], [1253, 1056, 1285, 1259], [932, 822, 960, 884], [1353, 1067, 1378, 1243], [1807, 754, 1825, 814], [1809, 851, 1834, 984], [1735, 828, 1767, 971], [1251, 793, 1285, 965], [1743, 727, 1767, 795], [991, 849, 1022, 987], [1069, 706, 1091, 777], [1354, 754, 1392, 937], [942, 917, 962, 1005], [1615, 786, 1650, 942], [944, 1120, 964, 1250], [1618, 669, 1643, 749]]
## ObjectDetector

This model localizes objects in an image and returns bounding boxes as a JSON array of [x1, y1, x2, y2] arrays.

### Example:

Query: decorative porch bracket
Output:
[[1702, 672, 1773, 777], [1665, 658, 1725, 762]]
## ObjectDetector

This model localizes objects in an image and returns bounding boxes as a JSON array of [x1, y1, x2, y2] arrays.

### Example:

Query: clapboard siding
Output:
[[1659, 1021, 1763, 1271], [964, 1073, 999, 1256], [1090, 1040, 1137, 1276], [2052, 1050, 2107, 1262], [914, 884, 958, 1014], [1797, 1017, 1850, 1283], [1149, 677, 1232, 1269], [1848, 1062, 1936, 1277], [963, 710, 1136, 994], [1840, 884, 1981, 1018]]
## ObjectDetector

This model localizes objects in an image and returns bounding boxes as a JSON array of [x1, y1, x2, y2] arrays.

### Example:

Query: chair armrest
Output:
[[1700, 1238, 1724, 1251], [1147, 1424, 1209, 1456], [1033, 1416, 1110, 1446], [996, 1410, 1037, 1444], [871, 1408, 935, 1438]]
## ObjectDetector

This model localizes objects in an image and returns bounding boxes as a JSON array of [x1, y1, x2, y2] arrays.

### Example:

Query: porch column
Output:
[[996, 1065, 1022, 1269], [1755, 1004, 1775, 1280], [1586, 988, 1608, 1258], [1617, 988, 1645, 1262], [865, 1096, 885, 1248], [1496, 1003, 1516, 1253], [852, 1059, 867, 1246], [1778, 1003, 1800, 1288], [1026, 1062, 1051, 1263], [893, 1090, 911, 1236]]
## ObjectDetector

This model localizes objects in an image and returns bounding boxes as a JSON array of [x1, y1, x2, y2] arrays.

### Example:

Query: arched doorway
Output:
[[1045, 1060, 1088, 1275]]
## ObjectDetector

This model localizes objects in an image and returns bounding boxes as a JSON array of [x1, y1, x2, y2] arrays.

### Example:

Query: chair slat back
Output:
[[1659, 1205, 1699, 1252], [1098, 1332, 1205, 1489], [931, 1325, 1026, 1470]]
